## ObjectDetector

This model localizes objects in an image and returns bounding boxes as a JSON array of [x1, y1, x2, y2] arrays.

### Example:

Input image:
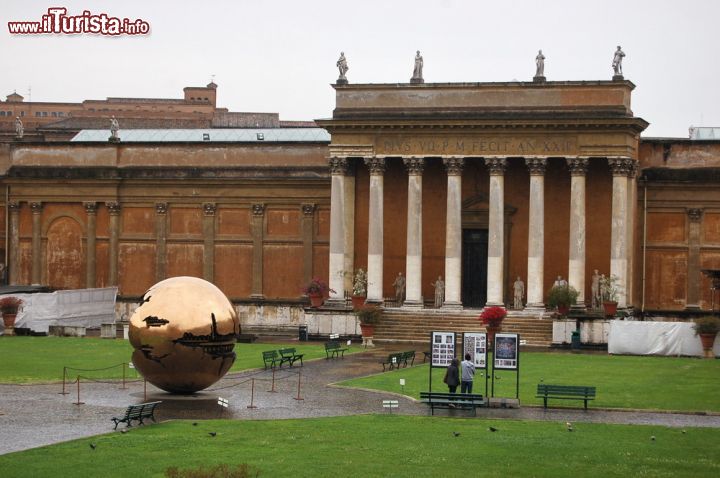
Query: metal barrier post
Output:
[[267, 368, 277, 393], [74, 376, 85, 405], [293, 370, 304, 401], [247, 378, 258, 409], [121, 363, 127, 389], [59, 367, 69, 395]]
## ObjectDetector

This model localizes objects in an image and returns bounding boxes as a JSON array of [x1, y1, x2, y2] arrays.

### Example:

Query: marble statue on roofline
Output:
[[336, 52, 349, 84], [411, 50, 424, 83], [535, 50, 545, 78], [14, 117, 23, 139], [612, 46, 625, 77], [109, 116, 120, 142]]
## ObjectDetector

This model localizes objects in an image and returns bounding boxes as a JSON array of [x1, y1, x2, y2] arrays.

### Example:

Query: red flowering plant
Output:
[[479, 306, 506, 328], [302, 277, 335, 297]]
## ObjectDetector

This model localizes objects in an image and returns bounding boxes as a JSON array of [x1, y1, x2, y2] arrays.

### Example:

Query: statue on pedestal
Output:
[[553, 275, 568, 288], [392, 272, 406, 305], [591, 269, 601, 309], [109, 116, 120, 142], [612, 46, 625, 77], [336, 52, 349, 84], [432, 276, 445, 308], [535, 49, 546, 78], [513, 276, 525, 310], [14, 117, 23, 139], [410, 50, 424, 83]]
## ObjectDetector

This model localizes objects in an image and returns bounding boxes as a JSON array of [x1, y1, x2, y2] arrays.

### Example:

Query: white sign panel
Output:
[[463, 332, 487, 369], [431, 331, 456, 367], [494, 333, 519, 370]]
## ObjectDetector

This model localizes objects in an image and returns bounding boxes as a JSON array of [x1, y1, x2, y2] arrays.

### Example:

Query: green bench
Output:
[[419, 392, 485, 416], [111, 401, 162, 429], [380, 351, 416, 371], [324, 341, 348, 359], [262, 350, 280, 369], [279, 347, 304, 367], [536, 384, 596, 410]]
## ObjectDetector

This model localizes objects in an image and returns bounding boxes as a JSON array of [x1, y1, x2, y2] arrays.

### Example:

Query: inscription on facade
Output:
[[378, 137, 578, 156]]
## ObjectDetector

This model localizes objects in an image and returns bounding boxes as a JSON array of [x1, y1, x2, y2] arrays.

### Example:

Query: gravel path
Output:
[[1, 347, 719, 455]]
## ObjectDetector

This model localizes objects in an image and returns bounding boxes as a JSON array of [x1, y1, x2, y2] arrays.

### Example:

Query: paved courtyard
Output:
[[1, 346, 719, 455]]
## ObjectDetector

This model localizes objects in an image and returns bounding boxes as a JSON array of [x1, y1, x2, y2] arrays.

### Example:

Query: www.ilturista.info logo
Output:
[[8, 7, 150, 35]]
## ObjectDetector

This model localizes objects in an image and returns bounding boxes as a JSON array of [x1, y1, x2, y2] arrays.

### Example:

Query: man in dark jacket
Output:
[[445, 358, 460, 394]]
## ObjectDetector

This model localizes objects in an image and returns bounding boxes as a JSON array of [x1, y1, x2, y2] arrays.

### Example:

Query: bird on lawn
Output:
[[651, 436, 656, 441], [488, 426, 498, 432], [89, 443, 97, 450], [453, 432, 461, 437], [209, 432, 217, 437]]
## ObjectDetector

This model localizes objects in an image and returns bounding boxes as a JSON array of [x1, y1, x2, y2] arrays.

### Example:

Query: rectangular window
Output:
[[35, 111, 42, 117]]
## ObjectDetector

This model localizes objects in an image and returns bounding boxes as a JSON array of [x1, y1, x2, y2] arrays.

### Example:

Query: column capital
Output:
[[403, 157, 425, 175], [30, 201, 43, 213], [525, 157, 548, 175], [443, 157, 464, 175], [485, 157, 507, 175], [8, 201, 20, 212], [364, 156, 386, 175], [328, 156, 349, 175], [252, 203, 265, 216], [687, 208, 704, 222], [301, 203, 316, 216], [608, 157, 634, 176], [627, 160, 640, 178], [155, 202, 168, 215], [106, 201, 121, 216], [203, 202, 217, 216], [83, 201, 98, 214], [566, 157, 590, 176]]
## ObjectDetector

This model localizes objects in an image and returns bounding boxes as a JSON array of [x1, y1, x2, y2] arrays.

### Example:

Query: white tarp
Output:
[[608, 320, 720, 357], [1, 287, 117, 334]]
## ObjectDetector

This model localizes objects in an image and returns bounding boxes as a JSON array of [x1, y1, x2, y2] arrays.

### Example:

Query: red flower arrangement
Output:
[[479, 306, 506, 327], [302, 277, 335, 297]]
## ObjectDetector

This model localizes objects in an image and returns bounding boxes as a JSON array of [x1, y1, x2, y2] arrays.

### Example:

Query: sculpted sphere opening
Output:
[[129, 276, 240, 394]]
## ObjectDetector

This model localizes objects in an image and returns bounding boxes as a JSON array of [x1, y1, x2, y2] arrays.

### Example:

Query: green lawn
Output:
[[0, 337, 360, 383], [339, 353, 720, 413], [1, 415, 718, 477]]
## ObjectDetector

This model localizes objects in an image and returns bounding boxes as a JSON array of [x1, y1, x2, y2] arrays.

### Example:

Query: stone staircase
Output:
[[373, 308, 554, 347]]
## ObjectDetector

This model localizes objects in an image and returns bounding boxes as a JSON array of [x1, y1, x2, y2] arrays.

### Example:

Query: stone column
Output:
[[686, 208, 703, 310], [343, 171, 356, 294], [8, 201, 20, 285], [327, 157, 348, 304], [626, 162, 638, 307], [485, 157, 507, 306], [525, 157, 548, 309], [155, 202, 168, 282], [106, 201, 121, 286], [84, 202, 97, 288], [251, 203, 265, 299], [567, 157, 590, 308], [608, 157, 633, 308], [202, 203, 216, 282], [403, 157, 424, 307], [301, 203, 316, 287], [30, 202, 43, 285], [365, 157, 386, 303], [443, 157, 464, 308]]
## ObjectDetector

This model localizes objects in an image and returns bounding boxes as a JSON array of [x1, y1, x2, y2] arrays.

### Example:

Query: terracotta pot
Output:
[[308, 293, 324, 308], [359, 323, 375, 337], [557, 304, 570, 316], [2, 312, 17, 329], [603, 301, 618, 317], [351, 295, 366, 310], [699, 333, 717, 351], [486, 324, 502, 348]]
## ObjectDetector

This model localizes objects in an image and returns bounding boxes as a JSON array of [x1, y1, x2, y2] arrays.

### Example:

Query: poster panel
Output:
[[463, 332, 487, 369], [431, 331, 456, 368], [494, 333, 519, 370]]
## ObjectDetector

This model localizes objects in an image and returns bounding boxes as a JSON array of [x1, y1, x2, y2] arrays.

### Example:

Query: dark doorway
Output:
[[462, 229, 488, 308]]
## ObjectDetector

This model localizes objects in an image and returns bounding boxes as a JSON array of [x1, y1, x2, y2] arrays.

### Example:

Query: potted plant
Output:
[[356, 305, 382, 347], [302, 277, 335, 308], [546, 285, 578, 316], [599, 275, 620, 316], [350, 268, 367, 310], [0, 297, 23, 336], [693, 316, 720, 358], [479, 306, 506, 347]]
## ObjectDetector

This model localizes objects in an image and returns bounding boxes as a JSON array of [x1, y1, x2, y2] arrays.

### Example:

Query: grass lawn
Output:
[[339, 352, 720, 413], [0, 337, 361, 383], [1, 415, 718, 477]]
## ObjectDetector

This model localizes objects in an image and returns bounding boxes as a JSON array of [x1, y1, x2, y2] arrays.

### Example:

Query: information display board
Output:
[[431, 331, 456, 368], [493, 333, 519, 370], [462, 332, 487, 369]]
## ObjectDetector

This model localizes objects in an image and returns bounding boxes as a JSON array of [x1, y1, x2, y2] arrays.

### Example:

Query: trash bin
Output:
[[571, 330, 581, 349], [299, 325, 308, 341]]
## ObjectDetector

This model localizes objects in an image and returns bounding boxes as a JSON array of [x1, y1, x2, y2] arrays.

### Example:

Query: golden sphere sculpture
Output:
[[129, 276, 239, 394]]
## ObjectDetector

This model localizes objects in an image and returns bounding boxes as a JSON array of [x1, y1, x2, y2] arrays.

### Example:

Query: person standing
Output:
[[461, 353, 476, 393], [444, 358, 460, 394]]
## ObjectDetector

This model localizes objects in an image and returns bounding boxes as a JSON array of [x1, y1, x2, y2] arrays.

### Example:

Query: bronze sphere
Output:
[[129, 276, 239, 393]]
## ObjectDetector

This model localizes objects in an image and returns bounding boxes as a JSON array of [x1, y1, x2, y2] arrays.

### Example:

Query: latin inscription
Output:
[[379, 137, 577, 156]]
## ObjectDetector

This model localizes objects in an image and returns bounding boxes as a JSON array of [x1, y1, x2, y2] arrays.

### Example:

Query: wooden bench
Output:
[[262, 350, 280, 369], [536, 384, 596, 410], [419, 392, 485, 416], [380, 352, 404, 371], [279, 347, 304, 367], [111, 401, 162, 429], [324, 341, 348, 359]]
